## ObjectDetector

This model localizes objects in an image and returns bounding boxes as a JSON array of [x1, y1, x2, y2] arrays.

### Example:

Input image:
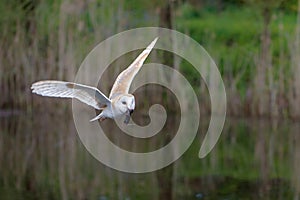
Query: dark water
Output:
[[0, 106, 300, 200]]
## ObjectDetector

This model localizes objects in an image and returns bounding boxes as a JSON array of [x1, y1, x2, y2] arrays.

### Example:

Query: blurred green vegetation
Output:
[[1, 1, 300, 198], [0, 0, 299, 118], [176, 4, 297, 98]]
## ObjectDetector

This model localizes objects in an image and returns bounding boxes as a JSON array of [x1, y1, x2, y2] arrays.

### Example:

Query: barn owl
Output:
[[31, 37, 158, 124]]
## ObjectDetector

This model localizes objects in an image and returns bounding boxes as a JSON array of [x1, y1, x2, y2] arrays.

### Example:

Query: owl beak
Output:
[[129, 109, 134, 116], [124, 109, 133, 124]]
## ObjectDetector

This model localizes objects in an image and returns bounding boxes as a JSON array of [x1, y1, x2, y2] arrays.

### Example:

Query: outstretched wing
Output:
[[31, 80, 111, 110], [109, 37, 158, 99]]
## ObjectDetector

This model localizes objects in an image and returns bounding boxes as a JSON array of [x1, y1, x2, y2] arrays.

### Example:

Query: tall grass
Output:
[[1, 1, 299, 118]]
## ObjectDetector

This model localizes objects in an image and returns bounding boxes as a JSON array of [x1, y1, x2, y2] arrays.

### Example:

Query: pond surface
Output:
[[0, 107, 299, 200]]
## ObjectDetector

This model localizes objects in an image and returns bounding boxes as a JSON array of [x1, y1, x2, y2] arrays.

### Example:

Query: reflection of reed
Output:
[[1, 112, 300, 199], [292, 123, 300, 200], [0, 110, 140, 198], [254, 120, 270, 197]]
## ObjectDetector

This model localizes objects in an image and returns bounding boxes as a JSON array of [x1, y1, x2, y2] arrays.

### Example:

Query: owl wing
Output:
[[31, 80, 111, 110], [109, 37, 158, 99]]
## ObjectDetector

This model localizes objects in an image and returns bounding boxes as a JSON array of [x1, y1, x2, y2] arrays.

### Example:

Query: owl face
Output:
[[114, 94, 135, 116]]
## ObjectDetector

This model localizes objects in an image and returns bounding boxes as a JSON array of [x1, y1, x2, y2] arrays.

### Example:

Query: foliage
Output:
[[176, 5, 296, 100]]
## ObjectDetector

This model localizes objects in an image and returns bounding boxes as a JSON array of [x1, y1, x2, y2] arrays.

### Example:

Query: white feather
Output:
[[31, 80, 111, 110]]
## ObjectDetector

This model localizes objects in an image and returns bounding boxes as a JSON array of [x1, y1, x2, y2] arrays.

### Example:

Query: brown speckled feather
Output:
[[109, 37, 158, 99]]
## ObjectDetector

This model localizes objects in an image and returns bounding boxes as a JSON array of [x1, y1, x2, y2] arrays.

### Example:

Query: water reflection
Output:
[[0, 108, 300, 199]]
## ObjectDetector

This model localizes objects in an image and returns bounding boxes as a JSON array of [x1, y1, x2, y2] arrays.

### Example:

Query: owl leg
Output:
[[100, 117, 107, 122]]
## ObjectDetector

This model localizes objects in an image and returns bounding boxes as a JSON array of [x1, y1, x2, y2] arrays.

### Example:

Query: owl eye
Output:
[[122, 101, 126, 105]]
